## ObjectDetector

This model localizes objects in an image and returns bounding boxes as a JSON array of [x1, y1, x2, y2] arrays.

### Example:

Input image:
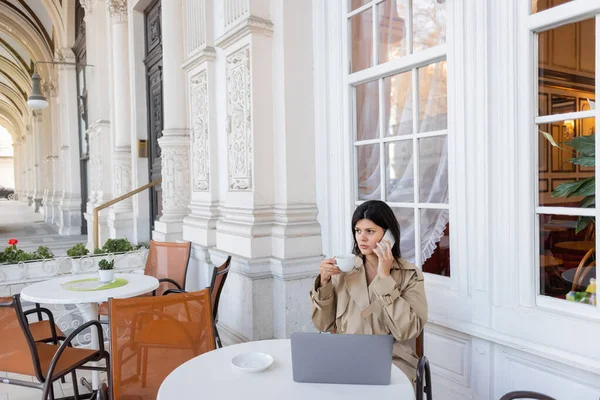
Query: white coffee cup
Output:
[[335, 255, 355, 272]]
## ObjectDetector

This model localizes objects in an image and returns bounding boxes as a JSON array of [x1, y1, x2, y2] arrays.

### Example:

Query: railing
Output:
[[93, 179, 162, 249]]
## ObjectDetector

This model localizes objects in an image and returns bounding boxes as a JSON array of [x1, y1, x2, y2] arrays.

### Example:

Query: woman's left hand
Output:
[[373, 239, 393, 277]]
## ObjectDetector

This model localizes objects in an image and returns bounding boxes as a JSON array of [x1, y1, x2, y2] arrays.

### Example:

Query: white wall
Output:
[[314, 0, 600, 398]]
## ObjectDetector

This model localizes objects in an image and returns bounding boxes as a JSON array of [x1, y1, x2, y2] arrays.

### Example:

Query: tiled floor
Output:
[[1, 200, 95, 398], [0, 199, 87, 255], [0, 369, 108, 400]]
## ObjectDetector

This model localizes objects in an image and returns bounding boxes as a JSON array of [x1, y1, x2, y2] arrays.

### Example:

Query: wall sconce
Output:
[[563, 119, 575, 141], [27, 61, 94, 110]]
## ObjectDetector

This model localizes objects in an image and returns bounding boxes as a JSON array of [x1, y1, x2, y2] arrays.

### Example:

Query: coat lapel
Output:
[[345, 256, 370, 316]]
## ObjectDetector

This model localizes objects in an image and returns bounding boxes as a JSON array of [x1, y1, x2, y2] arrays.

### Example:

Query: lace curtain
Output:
[[354, 0, 448, 265]]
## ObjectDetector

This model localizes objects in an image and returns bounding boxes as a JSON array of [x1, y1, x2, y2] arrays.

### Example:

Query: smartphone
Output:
[[380, 229, 396, 248]]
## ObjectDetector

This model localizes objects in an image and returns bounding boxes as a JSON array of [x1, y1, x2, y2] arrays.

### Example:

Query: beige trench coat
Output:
[[310, 256, 427, 383]]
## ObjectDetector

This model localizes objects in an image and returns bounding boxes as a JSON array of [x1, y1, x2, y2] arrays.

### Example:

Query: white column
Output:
[[82, 0, 113, 248], [57, 48, 83, 236], [12, 141, 20, 200], [42, 81, 57, 221], [269, 0, 321, 338], [182, 0, 219, 289], [48, 81, 61, 227], [153, 2, 190, 242], [106, 0, 134, 242], [25, 126, 34, 206], [208, 0, 321, 341], [31, 110, 45, 212]]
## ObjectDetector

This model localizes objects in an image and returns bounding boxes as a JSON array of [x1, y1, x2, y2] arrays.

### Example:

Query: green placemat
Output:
[[61, 278, 128, 291]]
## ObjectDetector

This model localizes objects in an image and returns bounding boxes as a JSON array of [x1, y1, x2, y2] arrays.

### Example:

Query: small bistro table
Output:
[[20, 273, 159, 390]]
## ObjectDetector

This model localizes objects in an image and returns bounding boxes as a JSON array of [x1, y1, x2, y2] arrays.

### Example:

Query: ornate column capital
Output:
[[80, 0, 97, 16], [42, 80, 58, 98], [106, 0, 128, 24], [55, 48, 76, 65]]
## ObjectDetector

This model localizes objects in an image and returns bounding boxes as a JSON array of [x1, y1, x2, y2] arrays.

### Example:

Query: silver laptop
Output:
[[291, 332, 394, 385]]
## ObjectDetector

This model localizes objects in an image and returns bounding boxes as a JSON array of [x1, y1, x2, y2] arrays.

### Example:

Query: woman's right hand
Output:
[[320, 257, 342, 286]]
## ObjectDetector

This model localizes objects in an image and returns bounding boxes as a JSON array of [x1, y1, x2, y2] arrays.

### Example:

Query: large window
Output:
[[533, 1, 598, 307], [349, 0, 449, 275]]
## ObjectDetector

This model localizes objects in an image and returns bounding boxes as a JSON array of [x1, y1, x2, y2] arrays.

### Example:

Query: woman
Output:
[[310, 200, 428, 384]]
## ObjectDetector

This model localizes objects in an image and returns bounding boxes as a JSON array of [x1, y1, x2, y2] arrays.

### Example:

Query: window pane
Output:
[[413, 0, 446, 53], [384, 71, 412, 137], [419, 136, 448, 204], [538, 118, 595, 208], [351, 0, 370, 12], [350, 8, 373, 73], [378, 0, 409, 65], [532, 0, 574, 14], [386, 141, 413, 202], [392, 207, 415, 261], [421, 208, 450, 276], [538, 17, 595, 117], [418, 61, 447, 132], [539, 214, 595, 305], [357, 144, 381, 200], [356, 81, 379, 141]]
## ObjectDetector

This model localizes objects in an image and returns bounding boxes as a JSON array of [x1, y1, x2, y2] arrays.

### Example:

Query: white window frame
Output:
[[522, 0, 600, 319], [342, 0, 456, 288]]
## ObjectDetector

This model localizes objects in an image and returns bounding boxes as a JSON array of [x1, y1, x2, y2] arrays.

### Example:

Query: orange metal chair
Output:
[[165, 256, 231, 348], [98, 240, 192, 317], [0, 296, 66, 344], [209, 256, 231, 348], [108, 289, 215, 400], [0, 295, 109, 400]]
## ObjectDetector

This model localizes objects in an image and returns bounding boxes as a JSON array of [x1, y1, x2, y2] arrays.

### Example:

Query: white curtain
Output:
[[355, 0, 448, 265]]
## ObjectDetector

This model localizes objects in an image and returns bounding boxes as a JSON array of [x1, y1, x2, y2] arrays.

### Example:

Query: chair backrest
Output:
[[144, 240, 192, 295], [109, 289, 215, 400], [500, 391, 556, 400], [1, 295, 44, 382], [416, 331, 424, 358], [571, 247, 596, 291], [209, 256, 231, 321], [416, 356, 432, 400]]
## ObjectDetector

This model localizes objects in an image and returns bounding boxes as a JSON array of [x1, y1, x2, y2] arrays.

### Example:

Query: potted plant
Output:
[[67, 243, 90, 258], [97, 259, 115, 283]]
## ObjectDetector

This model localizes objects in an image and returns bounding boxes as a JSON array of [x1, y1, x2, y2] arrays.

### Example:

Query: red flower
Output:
[[8, 238, 18, 246]]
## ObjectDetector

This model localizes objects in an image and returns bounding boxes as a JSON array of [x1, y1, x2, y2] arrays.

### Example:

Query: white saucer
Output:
[[231, 352, 274, 373]]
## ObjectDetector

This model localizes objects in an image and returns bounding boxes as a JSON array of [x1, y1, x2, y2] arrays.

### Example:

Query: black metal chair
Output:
[[164, 255, 232, 348], [500, 391, 556, 400], [416, 355, 433, 400]]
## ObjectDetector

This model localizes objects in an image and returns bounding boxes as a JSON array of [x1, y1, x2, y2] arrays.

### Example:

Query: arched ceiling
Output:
[[0, 0, 66, 139]]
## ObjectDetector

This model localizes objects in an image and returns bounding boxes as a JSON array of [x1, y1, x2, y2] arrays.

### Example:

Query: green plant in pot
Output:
[[98, 259, 115, 283], [67, 243, 90, 258]]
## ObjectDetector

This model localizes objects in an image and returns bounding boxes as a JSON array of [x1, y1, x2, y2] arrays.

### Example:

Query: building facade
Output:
[[2, 0, 600, 398]]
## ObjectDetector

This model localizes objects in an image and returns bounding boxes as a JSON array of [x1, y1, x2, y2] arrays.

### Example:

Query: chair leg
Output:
[[215, 326, 223, 348], [71, 370, 80, 400], [141, 347, 148, 388], [49, 383, 56, 400]]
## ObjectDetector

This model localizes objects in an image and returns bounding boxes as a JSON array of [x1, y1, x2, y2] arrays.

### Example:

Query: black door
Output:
[[144, 0, 163, 234], [74, 2, 88, 235]]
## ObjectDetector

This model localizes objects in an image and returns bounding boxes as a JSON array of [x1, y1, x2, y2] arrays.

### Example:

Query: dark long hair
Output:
[[351, 200, 401, 259]]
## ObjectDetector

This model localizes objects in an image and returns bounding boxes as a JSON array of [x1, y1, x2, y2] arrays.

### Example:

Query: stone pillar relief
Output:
[[226, 46, 252, 191], [106, 0, 128, 23], [190, 70, 210, 192], [113, 154, 132, 206], [162, 145, 190, 210]]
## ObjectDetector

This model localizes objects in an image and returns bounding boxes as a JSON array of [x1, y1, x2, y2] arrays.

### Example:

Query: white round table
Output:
[[20, 273, 159, 389], [157, 339, 415, 400]]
